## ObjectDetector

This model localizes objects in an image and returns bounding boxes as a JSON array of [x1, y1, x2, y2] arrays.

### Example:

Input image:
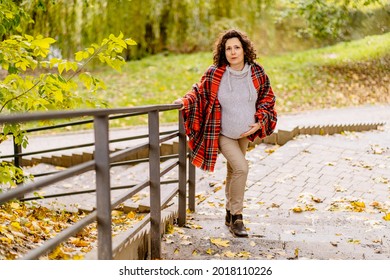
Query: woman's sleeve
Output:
[[254, 69, 277, 139]]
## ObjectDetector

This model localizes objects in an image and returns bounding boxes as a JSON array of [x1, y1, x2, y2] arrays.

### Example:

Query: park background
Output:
[[0, 0, 390, 261]]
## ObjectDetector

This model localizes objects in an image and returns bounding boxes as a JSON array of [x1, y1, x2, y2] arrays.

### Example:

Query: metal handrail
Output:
[[0, 104, 196, 260]]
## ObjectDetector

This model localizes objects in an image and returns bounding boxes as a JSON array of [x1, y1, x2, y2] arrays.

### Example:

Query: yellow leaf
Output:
[[77, 240, 89, 247], [126, 211, 136, 219], [265, 148, 275, 154], [0, 237, 12, 244], [237, 251, 251, 258], [374, 176, 389, 184], [207, 201, 216, 207], [192, 250, 198, 256], [210, 238, 230, 248], [347, 239, 361, 244], [111, 210, 123, 217], [206, 248, 214, 255], [223, 250, 236, 258], [383, 213, 390, 221], [165, 223, 174, 234], [311, 196, 323, 203], [10, 202, 20, 209], [75, 51, 84, 62], [304, 205, 317, 211], [10, 221, 21, 231], [174, 248, 180, 254], [371, 201, 382, 210], [292, 206, 303, 213], [294, 248, 299, 258], [351, 201, 365, 208], [125, 38, 137, 45], [188, 223, 202, 229]]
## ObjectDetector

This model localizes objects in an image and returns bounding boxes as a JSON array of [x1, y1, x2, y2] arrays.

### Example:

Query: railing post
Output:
[[148, 110, 161, 259], [94, 115, 112, 260], [178, 112, 187, 226], [13, 135, 22, 168], [188, 158, 196, 212], [13, 135, 24, 200]]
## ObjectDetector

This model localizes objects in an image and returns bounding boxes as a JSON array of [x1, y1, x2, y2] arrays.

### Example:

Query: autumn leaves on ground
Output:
[[1, 33, 389, 260], [0, 200, 144, 260]]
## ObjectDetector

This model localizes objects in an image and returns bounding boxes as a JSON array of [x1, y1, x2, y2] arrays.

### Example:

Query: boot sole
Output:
[[229, 227, 249, 238]]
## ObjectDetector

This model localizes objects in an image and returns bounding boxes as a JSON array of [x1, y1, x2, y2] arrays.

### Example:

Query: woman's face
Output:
[[225, 37, 245, 70]]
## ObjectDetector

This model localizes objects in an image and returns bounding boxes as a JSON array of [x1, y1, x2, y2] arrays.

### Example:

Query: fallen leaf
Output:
[[111, 210, 123, 217], [10, 202, 20, 209], [206, 248, 214, 255], [374, 177, 389, 184], [207, 201, 216, 207], [237, 251, 251, 258], [292, 206, 303, 213], [126, 211, 136, 219], [187, 222, 203, 229], [383, 213, 390, 221], [347, 239, 361, 244], [210, 238, 230, 248], [223, 250, 236, 258]]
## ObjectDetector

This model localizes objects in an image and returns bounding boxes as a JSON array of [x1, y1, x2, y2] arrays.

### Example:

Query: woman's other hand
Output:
[[240, 122, 261, 138]]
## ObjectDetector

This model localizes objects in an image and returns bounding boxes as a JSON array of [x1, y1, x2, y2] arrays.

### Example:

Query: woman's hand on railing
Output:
[[173, 99, 184, 111]]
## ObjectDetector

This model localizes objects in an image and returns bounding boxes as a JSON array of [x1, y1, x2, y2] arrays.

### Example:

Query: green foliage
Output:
[[0, 0, 32, 37], [92, 32, 389, 126], [281, 0, 385, 42], [0, 161, 31, 187], [15, 0, 389, 60], [0, 1, 137, 186]]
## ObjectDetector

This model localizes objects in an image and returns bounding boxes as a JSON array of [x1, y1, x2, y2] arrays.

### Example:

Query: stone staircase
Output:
[[7, 122, 383, 169]]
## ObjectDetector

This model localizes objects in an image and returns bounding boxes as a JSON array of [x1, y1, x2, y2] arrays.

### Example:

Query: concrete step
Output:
[[161, 208, 390, 260]]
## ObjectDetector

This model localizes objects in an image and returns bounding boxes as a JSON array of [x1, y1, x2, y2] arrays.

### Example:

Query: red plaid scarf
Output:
[[181, 63, 277, 172]]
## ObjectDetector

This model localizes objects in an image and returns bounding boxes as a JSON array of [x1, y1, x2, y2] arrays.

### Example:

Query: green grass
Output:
[[93, 32, 390, 126]]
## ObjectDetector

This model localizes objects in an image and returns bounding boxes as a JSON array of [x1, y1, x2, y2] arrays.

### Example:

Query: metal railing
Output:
[[0, 104, 196, 260]]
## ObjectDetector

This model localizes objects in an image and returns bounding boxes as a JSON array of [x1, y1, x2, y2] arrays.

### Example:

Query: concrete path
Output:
[[161, 104, 390, 260]]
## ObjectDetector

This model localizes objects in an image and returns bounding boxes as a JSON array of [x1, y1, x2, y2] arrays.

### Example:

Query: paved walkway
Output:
[[1, 104, 390, 260], [161, 104, 390, 260]]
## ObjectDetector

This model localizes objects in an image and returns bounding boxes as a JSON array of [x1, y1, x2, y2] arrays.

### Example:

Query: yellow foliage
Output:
[[206, 248, 214, 255], [210, 238, 230, 248], [223, 251, 236, 258]]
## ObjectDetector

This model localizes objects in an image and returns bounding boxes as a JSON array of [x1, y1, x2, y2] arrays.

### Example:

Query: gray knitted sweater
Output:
[[218, 63, 257, 139]]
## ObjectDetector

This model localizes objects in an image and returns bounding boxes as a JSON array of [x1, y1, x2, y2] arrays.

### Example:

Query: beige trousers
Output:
[[218, 134, 250, 215]]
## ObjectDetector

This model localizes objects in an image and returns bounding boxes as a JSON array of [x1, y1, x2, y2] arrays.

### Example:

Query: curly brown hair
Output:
[[213, 29, 257, 67]]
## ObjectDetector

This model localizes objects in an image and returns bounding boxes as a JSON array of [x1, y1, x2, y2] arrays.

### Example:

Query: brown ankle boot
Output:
[[225, 210, 231, 226], [229, 214, 248, 237]]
